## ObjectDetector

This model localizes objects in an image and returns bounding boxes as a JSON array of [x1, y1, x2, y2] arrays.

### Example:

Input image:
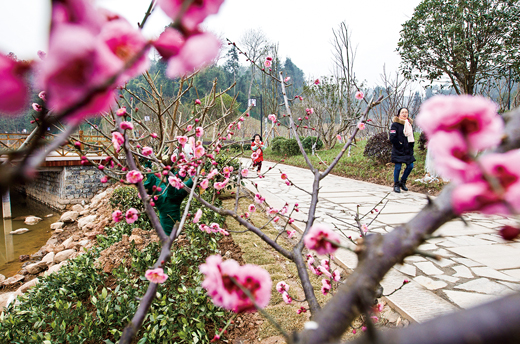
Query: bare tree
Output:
[[239, 29, 270, 101]]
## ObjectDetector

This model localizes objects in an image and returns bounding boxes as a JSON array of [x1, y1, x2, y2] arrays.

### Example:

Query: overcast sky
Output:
[[0, 0, 421, 89]]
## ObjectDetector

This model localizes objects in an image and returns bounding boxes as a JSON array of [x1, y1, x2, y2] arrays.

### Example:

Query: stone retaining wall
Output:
[[22, 166, 105, 210]]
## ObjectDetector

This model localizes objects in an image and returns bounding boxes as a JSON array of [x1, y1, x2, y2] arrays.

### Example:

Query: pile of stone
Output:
[[0, 187, 116, 312]]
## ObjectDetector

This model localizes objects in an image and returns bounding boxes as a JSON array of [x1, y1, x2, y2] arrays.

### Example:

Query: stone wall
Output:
[[23, 166, 106, 210]]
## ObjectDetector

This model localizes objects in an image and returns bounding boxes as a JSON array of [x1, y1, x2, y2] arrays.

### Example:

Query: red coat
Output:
[[251, 141, 265, 162]]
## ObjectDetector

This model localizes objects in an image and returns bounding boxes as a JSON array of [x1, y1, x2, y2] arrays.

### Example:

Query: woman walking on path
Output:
[[389, 107, 415, 193], [251, 134, 265, 175]]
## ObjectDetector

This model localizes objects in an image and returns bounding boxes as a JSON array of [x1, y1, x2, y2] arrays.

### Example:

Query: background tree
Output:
[[397, 0, 520, 95]]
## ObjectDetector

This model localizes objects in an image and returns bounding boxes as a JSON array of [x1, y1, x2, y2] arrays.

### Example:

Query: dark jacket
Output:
[[389, 116, 416, 164]]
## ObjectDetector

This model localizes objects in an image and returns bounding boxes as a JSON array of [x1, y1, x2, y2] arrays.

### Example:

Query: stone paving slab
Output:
[[239, 159, 520, 323]]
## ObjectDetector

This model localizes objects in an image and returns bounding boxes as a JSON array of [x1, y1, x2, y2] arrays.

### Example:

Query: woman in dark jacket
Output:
[[389, 107, 415, 193]]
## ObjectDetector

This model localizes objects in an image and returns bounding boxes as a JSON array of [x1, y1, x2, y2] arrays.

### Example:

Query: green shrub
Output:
[[271, 136, 286, 154], [281, 138, 301, 156], [302, 136, 323, 151], [243, 142, 251, 151], [363, 132, 393, 164], [110, 186, 144, 212]]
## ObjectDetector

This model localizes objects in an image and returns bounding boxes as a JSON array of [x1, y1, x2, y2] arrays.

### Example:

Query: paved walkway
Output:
[[241, 159, 520, 323]]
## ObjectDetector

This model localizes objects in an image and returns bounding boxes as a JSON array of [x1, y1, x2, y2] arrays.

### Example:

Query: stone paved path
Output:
[[241, 159, 520, 323]]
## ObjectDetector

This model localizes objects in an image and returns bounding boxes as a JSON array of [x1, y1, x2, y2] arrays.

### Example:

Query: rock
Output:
[[121, 234, 129, 245], [79, 239, 89, 247], [42, 252, 55, 266], [26, 261, 49, 275], [128, 234, 144, 245], [59, 211, 79, 223], [54, 249, 76, 263], [0, 293, 16, 311], [43, 261, 67, 276], [90, 191, 107, 209], [62, 237, 74, 249], [30, 251, 44, 260], [53, 244, 65, 254], [78, 215, 97, 230], [0, 274, 5, 283], [55, 228, 64, 233], [72, 204, 84, 212], [25, 216, 42, 225], [13, 215, 29, 221], [50, 222, 64, 230], [19, 255, 30, 262], [17, 278, 39, 293], [10, 228, 29, 235], [80, 210, 90, 216], [45, 214, 54, 218], [45, 237, 58, 247], [1, 274, 25, 287]]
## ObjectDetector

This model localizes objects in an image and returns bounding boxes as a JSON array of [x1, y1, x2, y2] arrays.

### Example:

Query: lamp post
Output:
[[249, 95, 263, 136]]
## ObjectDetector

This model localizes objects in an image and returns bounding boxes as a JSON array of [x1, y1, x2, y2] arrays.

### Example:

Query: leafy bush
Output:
[[110, 186, 144, 212], [243, 143, 251, 151], [302, 136, 323, 151], [363, 132, 393, 164], [418, 132, 427, 151], [271, 136, 286, 154], [0, 184, 228, 343], [282, 138, 301, 156]]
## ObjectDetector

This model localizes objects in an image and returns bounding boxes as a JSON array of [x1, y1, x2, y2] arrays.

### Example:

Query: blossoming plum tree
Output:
[[1, 1, 520, 344]]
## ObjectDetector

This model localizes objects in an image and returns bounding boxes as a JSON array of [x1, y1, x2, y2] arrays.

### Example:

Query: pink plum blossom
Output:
[[336, 134, 342, 142], [357, 123, 365, 130], [100, 175, 108, 183], [145, 268, 168, 284], [428, 131, 480, 182], [169, 175, 184, 189], [0, 53, 31, 114], [151, 132, 158, 138], [273, 216, 280, 223], [99, 18, 150, 80], [416, 95, 503, 151], [362, 224, 369, 234], [153, 28, 185, 60], [452, 150, 520, 215], [177, 136, 188, 146], [264, 59, 271, 68], [126, 170, 143, 184], [355, 91, 364, 100], [142, 146, 153, 156], [282, 292, 292, 304], [194, 145, 205, 158], [248, 204, 256, 213], [304, 223, 341, 255], [39, 23, 120, 123], [186, 124, 193, 132], [306, 108, 314, 115], [287, 230, 295, 238], [193, 209, 203, 223], [281, 173, 288, 180], [241, 168, 249, 178], [200, 255, 272, 313], [116, 107, 126, 116], [207, 169, 219, 179], [214, 179, 229, 190], [120, 121, 134, 130], [314, 79, 320, 85], [284, 76, 291, 82], [125, 208, 139, 223], [38, 91, 46, 101], [332, 270, 341, 282], [254, 194, 265, 204], [157, 0, 225, 32], [166, 32, 221, 78], [195, 126, 204, 137], [112, 210, 123, 223], [276, 281, 289, 293], [195, 98, 201, 105], [200, 179, 210, 189], [268, 114, 277, 123], [32, 103, 42, 112], [321, 278, 331, 295]]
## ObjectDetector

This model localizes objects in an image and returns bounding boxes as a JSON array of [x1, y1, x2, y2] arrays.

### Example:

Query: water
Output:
[[1, 191, 60, 277]]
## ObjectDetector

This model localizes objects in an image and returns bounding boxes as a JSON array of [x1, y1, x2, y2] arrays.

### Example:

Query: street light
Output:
[[249, 95, 263, 136]]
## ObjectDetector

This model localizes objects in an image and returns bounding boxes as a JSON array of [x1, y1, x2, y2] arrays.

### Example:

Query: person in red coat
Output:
[[251, 134, 266, 175]]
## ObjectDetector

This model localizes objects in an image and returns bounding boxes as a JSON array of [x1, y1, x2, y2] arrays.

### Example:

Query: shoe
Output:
[[400, 180, 408, 191], [393, 182, 401, 193]]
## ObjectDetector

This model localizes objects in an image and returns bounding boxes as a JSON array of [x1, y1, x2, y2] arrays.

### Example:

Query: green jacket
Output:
[[143, 173, 193, 236]]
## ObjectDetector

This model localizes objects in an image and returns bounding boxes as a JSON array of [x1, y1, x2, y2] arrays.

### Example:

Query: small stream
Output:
[[1, 191, 60, 277]]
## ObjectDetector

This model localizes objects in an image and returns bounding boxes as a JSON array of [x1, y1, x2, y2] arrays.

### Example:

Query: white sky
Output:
[[0, 0, 421, 89]]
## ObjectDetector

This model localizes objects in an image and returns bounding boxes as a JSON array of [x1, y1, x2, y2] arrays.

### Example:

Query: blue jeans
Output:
[[394, 163, 414, 183]]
